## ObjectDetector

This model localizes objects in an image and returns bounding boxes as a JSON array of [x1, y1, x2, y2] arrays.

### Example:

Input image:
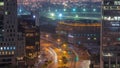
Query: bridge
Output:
[[18, 5, 101, 20]]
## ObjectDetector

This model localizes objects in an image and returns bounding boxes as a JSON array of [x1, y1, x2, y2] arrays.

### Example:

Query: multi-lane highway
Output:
[[35, 32, 91, 68]]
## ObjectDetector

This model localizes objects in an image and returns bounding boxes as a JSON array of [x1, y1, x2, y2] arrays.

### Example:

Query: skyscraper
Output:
[[0, 0, 25, 66], [101, 0, 120, 68]]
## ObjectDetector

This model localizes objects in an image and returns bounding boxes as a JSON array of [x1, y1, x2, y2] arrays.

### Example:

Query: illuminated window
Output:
[[13, 47, 15, 50], [4, 47, 6, 50], [118, 17, 120, 20], [114, 1, 120, 5], [1, 47, 3, 50], [104, 6, 109, 10], [9, 52, 11, 55], [94, 38, 97, 40], [0, 2, 4, 6], [2, 51, 4, 55], [5, 51, 8, 55], [110, 6, 117, 10], [10, 47, 12, 50], [88, 38, 90, 40], [5, 11, 8, 15], [12, 51, 14, 54], [117, 38, 120, 41], [112, 23, 119, 26], [7, 47, 9, 50]]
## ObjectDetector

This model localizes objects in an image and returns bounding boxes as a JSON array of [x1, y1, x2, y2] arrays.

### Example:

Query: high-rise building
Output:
[[101, 0, 120, 68], [0, 0, 25, 66], [18, 15, 40, 66]]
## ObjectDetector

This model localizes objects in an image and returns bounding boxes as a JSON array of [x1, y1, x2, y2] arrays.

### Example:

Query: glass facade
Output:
[[101, 0, 120, 68]]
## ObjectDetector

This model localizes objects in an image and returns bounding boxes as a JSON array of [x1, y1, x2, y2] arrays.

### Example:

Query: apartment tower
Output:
[[0, 0, 25, 66]]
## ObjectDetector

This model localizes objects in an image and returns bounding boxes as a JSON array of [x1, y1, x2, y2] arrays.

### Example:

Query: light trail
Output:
[[49, 47, 58, 63]]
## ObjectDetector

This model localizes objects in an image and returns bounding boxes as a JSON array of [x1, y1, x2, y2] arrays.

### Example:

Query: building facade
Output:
[[18, 15, 40, 66], [56, 22, 100, 68], [101, 0, 120, 68], [0, 0, 25, 66], [56, 22, 100, 54]]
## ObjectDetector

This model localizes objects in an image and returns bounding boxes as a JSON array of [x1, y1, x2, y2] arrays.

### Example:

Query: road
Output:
[[35, 32, 91, 68]]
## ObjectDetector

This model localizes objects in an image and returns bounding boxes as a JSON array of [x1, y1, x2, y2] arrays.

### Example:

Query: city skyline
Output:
[[0, 0, 120, 68]]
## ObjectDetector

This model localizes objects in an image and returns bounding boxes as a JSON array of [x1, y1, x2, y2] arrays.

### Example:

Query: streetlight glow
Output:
[[72, 8, 76, 12], [19, 9, 22, 12], [63, 9, 66, 11], [75, 15, 79, 18], [33, 15, 36, 18], [59, 13, 62, 17], [93, 9, 96, 12], [50, 13, 55, 17], [83, 8, 86, 12]]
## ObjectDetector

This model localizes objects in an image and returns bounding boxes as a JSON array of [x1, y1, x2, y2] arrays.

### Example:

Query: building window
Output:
[[5, 51, 8, 55], [2, 51, 4, 55], [4, 47, 6, 50], [0, 2, 4, 6], [5, 11, 8, 15], [12, 51, 14, 54], [13, 47, 15, 50], [114, 1, 120, 5], [9, 52, 11, 55], [1, 47, 3, 50], [88, 38, 90, 40], [10, 47, 12, 50], [94, 38, 97, 40], [7, 47, 9, 50]]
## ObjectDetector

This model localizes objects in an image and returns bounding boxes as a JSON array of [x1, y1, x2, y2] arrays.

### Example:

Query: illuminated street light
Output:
[[93, 9, 96, 12], [59, 59, 62, 62], [63, 51, 67, 54], [45, 34, 49, 38], [75, 15, 79, 18], [50, 13, 55, 17], [19, 9, 22, 13], [63, 44, 66, 47], [63, 9, 66, 11], [83, 8, 86, 12], [33, 15, 36, 18], [59, 13, 62, 17], [57, 39, 61, 42], [72, 8, 76, 12]]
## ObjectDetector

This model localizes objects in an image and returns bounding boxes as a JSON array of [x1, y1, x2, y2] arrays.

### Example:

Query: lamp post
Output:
[[57, 39, 61, 47]]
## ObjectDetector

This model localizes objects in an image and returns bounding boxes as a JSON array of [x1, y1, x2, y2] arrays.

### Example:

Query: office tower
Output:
[[0, 0, 25, 66], [101, 0, 120, 68], [18, 15, 40, 66]]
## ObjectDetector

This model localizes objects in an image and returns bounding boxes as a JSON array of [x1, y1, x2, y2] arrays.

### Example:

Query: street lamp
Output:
[[72, 8, 76, 12], [45, 34, 49, 38], [59, 13, 62, 17], [57, 39, 61, 43], [33, 15, 36, 18], [83, 8, 86, 12], [50, 13, 55, 17], [93, 9, 96, 12]]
